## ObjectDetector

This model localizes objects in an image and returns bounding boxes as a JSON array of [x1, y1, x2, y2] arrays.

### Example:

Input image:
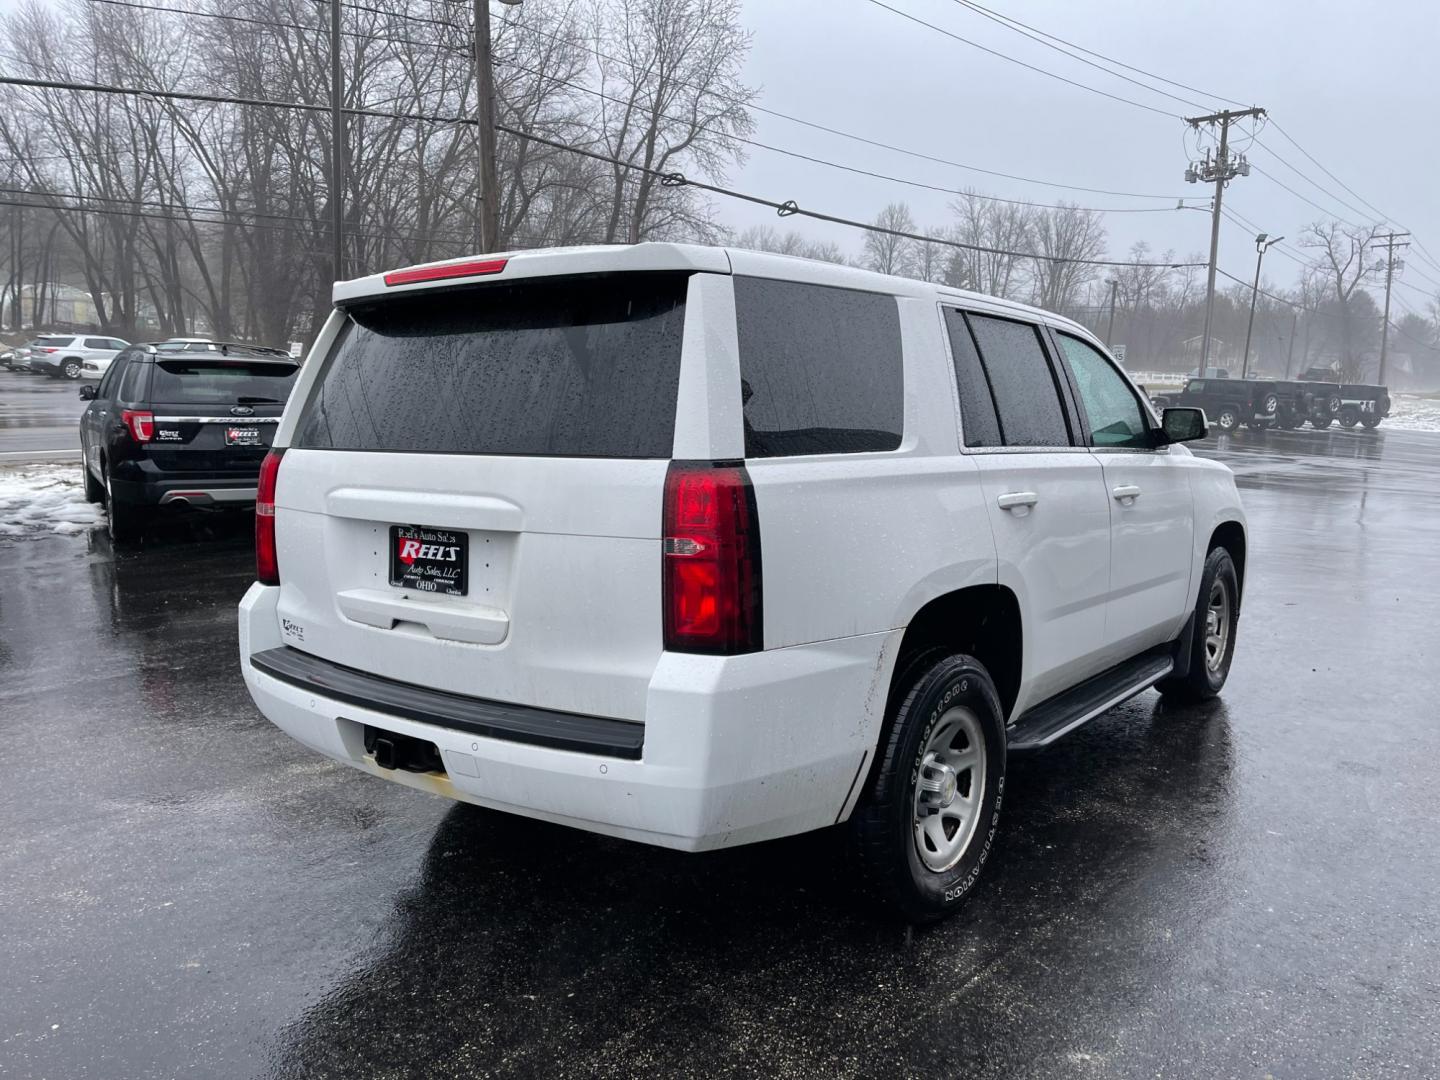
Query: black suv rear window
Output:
[[734, 277, 903, 457], [297, 273, 689, 458], [149, 359, 299, 404]]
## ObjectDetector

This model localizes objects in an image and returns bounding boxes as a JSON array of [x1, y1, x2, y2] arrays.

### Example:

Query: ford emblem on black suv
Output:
[[231, 405, 255, 416]]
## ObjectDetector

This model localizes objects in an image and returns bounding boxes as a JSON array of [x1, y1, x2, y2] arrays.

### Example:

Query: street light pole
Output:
[[1242, 232, 1282, 379], [473, 0, 522, 253], [1105, 278, 1118, 347]]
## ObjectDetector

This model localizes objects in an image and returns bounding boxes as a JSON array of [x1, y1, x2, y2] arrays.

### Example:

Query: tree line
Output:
[[0, 0, 1436, 383]]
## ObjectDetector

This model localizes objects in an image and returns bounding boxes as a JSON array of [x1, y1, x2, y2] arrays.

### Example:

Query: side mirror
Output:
[[1161, 407, 1207, 443], [78, 384, 97, 401]]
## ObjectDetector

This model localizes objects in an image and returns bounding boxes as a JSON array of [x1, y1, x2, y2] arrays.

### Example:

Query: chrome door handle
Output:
[[1112, 484, 1142, 502], [997, 491, 1039, 511]]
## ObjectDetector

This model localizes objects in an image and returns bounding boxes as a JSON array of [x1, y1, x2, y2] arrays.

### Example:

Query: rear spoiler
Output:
[[147, 342, 294, 360]]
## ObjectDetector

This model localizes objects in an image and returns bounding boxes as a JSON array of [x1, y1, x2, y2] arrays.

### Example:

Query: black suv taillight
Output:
[[255, 449, 285, 585], [662, 461, 762, 654]]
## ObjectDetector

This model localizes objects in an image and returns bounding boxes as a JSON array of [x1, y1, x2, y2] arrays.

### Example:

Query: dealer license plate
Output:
[[388, 525, 467, 596]]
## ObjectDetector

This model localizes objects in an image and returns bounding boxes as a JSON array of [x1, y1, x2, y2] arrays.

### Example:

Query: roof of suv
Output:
[[334, 242, 1098, 343]]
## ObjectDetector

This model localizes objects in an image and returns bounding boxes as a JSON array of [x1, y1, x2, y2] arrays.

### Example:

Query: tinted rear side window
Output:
[[297, 273, 688, 458], [149, 360, 299, 404], [118, 361, 147, 403], [943, 309, 1001, 448], [735, 277, 903, 457], [966, 315, 1072, 447]]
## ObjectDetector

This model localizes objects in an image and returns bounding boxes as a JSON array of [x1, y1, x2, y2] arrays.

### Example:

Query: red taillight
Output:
[[255, 449, 284, 586], [42, 347, 58, 354], [662, 461, 762, 655], [383, 258, 508, 287], [121, 409, 155, 442]]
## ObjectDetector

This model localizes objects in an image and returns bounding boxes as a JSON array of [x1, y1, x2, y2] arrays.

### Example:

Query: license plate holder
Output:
[[389, 525, 467, 596], [224, 426, 263, 447]]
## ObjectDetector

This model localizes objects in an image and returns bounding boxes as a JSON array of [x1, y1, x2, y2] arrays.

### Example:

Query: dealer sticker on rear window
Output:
[[388, 525, 468, 596]]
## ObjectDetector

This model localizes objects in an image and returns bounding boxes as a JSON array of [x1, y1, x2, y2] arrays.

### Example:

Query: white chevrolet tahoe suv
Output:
[[239, 244, 1246, 922]]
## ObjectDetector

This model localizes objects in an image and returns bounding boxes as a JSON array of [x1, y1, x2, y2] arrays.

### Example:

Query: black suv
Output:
[[78, 342, 300, 540], [1153, 377, 1279, 432]]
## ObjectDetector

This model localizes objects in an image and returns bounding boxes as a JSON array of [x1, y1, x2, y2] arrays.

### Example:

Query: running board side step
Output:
[[1006, 649, 1174, 751]]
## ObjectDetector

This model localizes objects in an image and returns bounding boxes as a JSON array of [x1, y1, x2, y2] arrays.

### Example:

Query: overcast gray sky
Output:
[[729, 0, 1439, 303]]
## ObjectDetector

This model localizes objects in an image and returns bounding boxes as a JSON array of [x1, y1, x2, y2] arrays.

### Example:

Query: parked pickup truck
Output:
[[239, 244, 1247, 922]]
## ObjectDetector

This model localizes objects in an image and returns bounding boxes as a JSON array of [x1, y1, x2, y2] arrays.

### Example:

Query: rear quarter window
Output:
[[297, 272, 689, 458], [734, 277, 904, 457]]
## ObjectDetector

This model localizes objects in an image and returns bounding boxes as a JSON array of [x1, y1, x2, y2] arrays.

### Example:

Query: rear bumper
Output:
[[110, 473, 259, 508], [239, 583, 898, 852]]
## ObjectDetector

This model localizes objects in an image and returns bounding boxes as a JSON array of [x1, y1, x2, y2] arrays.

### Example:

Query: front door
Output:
[[1053, 332, 1195, 661]]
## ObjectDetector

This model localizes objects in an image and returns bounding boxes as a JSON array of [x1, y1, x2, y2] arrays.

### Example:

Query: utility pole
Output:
[[1242, 232, 1282, 379], [1370, 231, 1410, 386], [1284, 310, 1298, 379], [1105, 278, 1118, 346], [329, 0, 345, 283], [1184, 106, 1266, 371], [474, 0, 522, 252]]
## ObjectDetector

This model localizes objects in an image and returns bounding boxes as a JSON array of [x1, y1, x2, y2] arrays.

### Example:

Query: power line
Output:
[[946, 0, 1246, 109], [859, 0, 1181, 118], [0, 72, 1205, 269], [1251, 139, 1380, 226], [942, 0, 1209, 112], [927, 0, 1440, 283]]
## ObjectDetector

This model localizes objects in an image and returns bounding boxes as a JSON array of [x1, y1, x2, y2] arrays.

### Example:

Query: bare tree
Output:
[[946, 193, 1030, 299], [1300, 219, 1384, 379], [1028, 203, 1106, 315], [592, 0, 755, 244], [863, 202, 915, 276]]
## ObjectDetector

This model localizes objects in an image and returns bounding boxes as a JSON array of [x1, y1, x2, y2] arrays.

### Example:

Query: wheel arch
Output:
[[1209, 519, 1247, 606], [889, 584, 1023, 723]]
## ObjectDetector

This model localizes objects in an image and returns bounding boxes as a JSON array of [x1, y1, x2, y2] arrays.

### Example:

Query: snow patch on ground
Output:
[[1386, 395, 1440, 432], [0, 464, 104, 538]]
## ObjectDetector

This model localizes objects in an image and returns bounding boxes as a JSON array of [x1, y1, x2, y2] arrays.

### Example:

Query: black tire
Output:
[[61, 358, 83, 379], [1360, 415, 1382, 430], [82, 459, 104, 504], [1214, 406, 1240, 432], [1339, 407, 1360, 428], [104, 468, 147, 542], [1310, 415, 1335, 429], [850, 653, 1007, 923], [1157, 546, 1240, 703]]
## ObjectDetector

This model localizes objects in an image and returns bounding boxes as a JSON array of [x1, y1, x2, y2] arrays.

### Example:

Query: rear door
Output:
[[947, 309, 1113, 710], [146, 357, 298, 474], [271, 269, 695, 723], [1052, 331, 1194, 661]]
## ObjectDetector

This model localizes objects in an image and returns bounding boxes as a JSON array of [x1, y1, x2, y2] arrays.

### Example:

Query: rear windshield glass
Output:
[[296, 273, 689, 458], [149, 360, 299, 404], [36, 336, 72, 347]]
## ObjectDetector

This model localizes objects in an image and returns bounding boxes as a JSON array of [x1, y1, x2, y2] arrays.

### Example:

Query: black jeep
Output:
[[1153, 377, 1279, 433]]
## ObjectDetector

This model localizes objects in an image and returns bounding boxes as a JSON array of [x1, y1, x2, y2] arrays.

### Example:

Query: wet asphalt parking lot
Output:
[[2, 369, 1439, 1078]]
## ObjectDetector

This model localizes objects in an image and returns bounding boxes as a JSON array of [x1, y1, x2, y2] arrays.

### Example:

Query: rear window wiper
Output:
[[236, 395, 286, 404]]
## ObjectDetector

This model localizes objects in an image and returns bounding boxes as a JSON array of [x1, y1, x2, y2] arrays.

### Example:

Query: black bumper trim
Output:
[[250, 646, 644, 760]]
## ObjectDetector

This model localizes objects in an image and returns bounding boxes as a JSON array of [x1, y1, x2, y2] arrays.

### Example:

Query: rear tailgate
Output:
[[270, 266, 701, 723], [147, 358, 297, 473]]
